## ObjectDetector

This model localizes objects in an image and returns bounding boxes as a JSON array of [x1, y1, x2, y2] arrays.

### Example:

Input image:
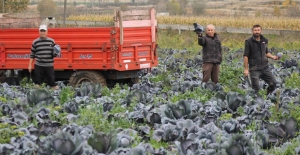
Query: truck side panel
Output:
[[0, 26, 157, 71], [0, 28, 113, 70]]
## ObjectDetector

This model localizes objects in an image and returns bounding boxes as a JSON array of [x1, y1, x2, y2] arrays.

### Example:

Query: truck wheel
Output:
[[0, 70, 6, 83], [69, 71, 107, 88], [0, 70, 5, 77], [131, 77, 140, 85]]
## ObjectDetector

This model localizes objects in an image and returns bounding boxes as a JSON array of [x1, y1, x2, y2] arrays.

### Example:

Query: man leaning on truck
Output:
[[28, 25, 58, 89]]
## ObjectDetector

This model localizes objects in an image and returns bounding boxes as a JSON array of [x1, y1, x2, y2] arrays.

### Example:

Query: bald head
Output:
[[206, 24, 215, 30], [206, 24, 215, 37]]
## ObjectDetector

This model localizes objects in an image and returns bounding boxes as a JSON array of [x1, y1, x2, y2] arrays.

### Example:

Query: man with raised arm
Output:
[[197, 24, 223, 85]]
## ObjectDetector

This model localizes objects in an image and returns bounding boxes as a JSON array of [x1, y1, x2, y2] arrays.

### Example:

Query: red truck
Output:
[[0, 8, 158, 87]]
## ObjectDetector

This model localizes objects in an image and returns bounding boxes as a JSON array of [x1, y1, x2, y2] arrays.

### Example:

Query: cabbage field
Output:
[[1, 31, 300, 155]]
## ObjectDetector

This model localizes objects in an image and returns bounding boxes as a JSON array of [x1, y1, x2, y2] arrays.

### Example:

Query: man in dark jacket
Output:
[[198, 24, 222, 84], [243, 24, 280, 95]]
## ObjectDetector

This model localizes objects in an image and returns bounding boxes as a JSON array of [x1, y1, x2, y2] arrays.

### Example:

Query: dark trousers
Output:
[[250, 67, 278, 94], [34, 64, 56, 86], [202, 62, 220, 84]]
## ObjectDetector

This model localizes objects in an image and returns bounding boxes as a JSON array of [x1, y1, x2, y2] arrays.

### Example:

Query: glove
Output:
[[198, 32, 203, 37]]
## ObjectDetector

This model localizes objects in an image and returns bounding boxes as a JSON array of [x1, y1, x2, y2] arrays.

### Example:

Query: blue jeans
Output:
[[250, 67, 278, 94]]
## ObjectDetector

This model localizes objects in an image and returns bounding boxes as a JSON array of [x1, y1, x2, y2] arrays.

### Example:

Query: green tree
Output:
[[37, 0, 57, 17], [0, 0, 29, 13], [166, 0, 181, 15]]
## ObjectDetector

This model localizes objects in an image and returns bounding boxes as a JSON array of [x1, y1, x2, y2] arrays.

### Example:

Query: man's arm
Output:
[[243, 56, 249, 76], [243, 40, 250, 76], [28, 42, 36, 72], [28, 58, 34, 72], [198, 33, 206, 46], [264, 43, 278, 60], [266, 52, 278, 60]]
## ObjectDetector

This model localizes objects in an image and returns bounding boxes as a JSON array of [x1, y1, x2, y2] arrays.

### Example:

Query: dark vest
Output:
[[201, 34, 222, 64], [246, 36, 269, 70]]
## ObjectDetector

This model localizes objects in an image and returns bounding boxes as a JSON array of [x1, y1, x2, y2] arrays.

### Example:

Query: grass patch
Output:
[[59, 86, 74, 104], [76, 103, 136, 132], [169, 88, 213, 103], [265, 138, 300, 155], [285, 72, 300, 89], [219, 62, 244, 94], [0, 123, 25, 144]]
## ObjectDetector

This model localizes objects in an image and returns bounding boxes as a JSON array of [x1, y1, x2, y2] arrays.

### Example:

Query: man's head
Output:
[[206, 24, 215, 37], [39, 25, 48, 39], [252, 24, 262, 38]]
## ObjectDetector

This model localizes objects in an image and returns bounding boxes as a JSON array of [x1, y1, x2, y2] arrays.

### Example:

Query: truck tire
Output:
[[0, 70, 6, 83], [131, 77, 140, 85], [69, 71, 107, 88], [0, 70, 6, 77]]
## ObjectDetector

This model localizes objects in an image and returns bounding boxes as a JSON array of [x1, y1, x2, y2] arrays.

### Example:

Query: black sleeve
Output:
[[198, 36, 206, 46], [243, 40, 250, 57]]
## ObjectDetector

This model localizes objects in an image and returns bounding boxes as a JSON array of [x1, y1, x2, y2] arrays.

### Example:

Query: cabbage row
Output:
[[0, 47, 300, 155]]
